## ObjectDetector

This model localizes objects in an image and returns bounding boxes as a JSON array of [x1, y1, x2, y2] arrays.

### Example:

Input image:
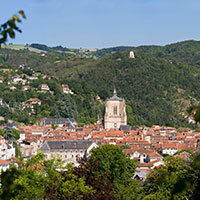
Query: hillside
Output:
[[0, 40, 200, 127], [67, 52, 200, 126]]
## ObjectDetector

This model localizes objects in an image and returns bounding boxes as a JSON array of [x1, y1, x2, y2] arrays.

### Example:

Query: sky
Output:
[[1, 0, 200, 48]]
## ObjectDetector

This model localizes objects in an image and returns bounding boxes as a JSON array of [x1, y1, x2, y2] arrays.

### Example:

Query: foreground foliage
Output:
[[0, 146, 200, 200]]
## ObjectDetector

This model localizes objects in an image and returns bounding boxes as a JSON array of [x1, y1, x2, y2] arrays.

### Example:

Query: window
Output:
[[113, 106, 117, 115]]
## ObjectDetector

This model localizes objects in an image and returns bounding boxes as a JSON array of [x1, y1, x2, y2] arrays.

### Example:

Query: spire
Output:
[[113, 88, 117, 97], [109, 88, 123, 101]]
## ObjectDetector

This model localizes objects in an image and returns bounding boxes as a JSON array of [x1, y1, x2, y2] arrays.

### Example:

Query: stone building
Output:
[[129, 51, 135, 58], [104, 89, 127, 130], [39, 140, 98, 166]]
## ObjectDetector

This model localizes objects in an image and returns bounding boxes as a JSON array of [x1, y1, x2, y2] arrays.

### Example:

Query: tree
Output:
[[0, 11, 26, 46], [172, 151, 200, 200], [89, 144, 137, 184], [56, 94, 78, 119], [187, 105, 200, 124], [88, 144, 140, 199], [5, 128, 20, 141], [0, 152, 93, 200], [143, 156, 194, 200], [73, 158, 115, 200]]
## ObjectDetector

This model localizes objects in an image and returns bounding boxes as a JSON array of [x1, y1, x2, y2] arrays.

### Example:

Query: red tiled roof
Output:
[[0, 160, 10, 164]]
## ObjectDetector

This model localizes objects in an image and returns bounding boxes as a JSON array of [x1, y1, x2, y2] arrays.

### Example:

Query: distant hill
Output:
[[1, 44, 46, 53], [134, 40, 200, 68], [1, 40, 200, 126]]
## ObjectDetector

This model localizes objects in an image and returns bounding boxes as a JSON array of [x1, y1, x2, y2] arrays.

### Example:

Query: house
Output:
[[119, 125, 130, 131], [62, 84, 74, 94], [11, 75, 23, 83], [162, 143, 179, 155], [134, 169, 152, 181], [22, 86, 31, 91], [39, 140, 98, 166], [38, 84, 50, 91], [22, 104, 34, 111], [27, 98, 41, 105], [42, 75, 51, 80], [7, 85, 16, 90], [40, 118, 77, 128], [20, 134, 43, 158], [26, 75, 38, 80], [0, 78, 4, 83], [0, 136, 15, 160], [174, 151, 191, 161], [0, 160, 10, 172], [31, 126, 44, 136]]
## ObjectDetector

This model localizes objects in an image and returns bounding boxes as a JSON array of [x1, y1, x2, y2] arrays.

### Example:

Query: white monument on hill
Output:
[[104, 89, 127, 130], [129, 51, 135, 58]]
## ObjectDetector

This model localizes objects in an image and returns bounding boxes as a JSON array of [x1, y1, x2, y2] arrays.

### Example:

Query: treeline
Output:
[[1, 145, 200, 200], [30, 43, 70, 53]]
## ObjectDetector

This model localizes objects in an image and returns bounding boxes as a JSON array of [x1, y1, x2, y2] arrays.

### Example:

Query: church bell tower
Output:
[[104, 89, 127, 130]]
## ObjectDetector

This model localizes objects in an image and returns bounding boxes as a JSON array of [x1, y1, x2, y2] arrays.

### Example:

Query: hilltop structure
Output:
[[104, 89, 127, 130], [129, 51, 135, 58]]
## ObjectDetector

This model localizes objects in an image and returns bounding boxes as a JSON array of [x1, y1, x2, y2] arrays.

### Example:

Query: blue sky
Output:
[[1, 0, 200, 48]]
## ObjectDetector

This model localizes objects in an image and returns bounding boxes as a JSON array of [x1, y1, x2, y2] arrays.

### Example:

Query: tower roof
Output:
[[109, 88, 123, 101]]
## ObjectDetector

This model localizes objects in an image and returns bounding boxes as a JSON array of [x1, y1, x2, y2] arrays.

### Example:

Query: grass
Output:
[[2, 44, 46, 53]]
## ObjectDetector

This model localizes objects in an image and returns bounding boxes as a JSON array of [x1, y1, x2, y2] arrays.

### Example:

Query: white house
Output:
[[62, 84, 74, 94], [7, 85, 16, 90], [38, 84, 50, 91], [0, 136, 15, 160], [26, 75, 38, 80], [11, 75, 23, 83]]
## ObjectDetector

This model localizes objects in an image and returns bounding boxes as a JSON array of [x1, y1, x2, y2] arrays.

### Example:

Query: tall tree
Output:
[[88, 144, 141, 199]]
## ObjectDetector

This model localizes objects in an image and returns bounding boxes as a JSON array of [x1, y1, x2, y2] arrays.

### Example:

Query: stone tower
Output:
[[104, 89, 127, 130], [129, 51, 135, 58]]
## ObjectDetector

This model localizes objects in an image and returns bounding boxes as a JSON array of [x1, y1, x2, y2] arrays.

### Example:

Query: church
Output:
[[104, 89, 127, 130]]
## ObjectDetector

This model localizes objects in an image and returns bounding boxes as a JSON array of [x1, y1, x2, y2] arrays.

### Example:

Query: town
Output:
[[0, 83, 198, 181]]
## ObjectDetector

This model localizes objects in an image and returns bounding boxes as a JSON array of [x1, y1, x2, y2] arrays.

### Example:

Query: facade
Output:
[[39, 140, 98, 166], [38, 84, 50, 91], [0, 136, 15, 160], [40, 118, 77, 127], [104, 89, 127, 130], [0, 160, 10, 173]]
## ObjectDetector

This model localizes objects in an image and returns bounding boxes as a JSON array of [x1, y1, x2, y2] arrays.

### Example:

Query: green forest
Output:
[[0, 40, 200, 127]]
